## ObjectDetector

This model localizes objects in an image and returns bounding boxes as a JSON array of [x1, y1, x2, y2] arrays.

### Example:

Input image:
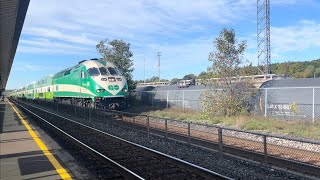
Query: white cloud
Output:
[[23, 27, 97, 45], [13, 63, 50, 72], [21, 0, 304, 50], [18, 38, 93, 55], [271, 20, 320, 53], [239, 20, 320, 63], [17, 0, 320, 80], [22, 0, 264, 47]]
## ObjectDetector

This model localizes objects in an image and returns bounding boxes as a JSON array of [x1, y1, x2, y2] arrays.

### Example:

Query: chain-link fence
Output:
[[258, 87, 320, 122], [137, 89, 206, 111], [137, 87, 320, 121]]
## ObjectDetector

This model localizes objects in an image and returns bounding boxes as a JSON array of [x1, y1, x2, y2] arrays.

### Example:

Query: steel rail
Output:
[[13, 99, 231, 180], [13, 101, 144, 179], [21, 99, 320, 176]]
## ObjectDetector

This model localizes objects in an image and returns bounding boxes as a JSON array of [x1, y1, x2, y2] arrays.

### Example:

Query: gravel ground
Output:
[[18, 100, 320, 180], [148, 116, 320, 153], [27, 103, 319, 180]]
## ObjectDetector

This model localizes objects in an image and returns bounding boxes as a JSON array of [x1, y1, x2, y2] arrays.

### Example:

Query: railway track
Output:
[[11, 99, 230, 180], [78, 104, 320, 177], [119, 115, 320, 176], [123, 116, 320, 164]]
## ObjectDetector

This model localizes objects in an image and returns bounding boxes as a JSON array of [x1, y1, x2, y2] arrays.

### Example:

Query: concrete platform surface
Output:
[[0, 99, 93, 180]]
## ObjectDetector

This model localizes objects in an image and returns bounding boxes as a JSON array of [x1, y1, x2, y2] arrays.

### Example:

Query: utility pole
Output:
[[144, 57, 146, 84], [157, 52, 161, 82]]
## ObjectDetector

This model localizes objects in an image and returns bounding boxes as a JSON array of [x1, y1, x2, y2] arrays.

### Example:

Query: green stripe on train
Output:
[[35, 92, 54, 99]]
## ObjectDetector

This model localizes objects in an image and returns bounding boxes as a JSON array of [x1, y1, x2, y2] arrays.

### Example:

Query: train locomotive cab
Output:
[[82, 60, 129, 109]]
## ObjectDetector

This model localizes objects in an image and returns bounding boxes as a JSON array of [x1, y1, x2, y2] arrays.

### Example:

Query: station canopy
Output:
[[0, 0, 30, 93]]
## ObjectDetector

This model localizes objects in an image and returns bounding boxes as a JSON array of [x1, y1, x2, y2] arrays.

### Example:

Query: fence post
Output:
[[147, 116, 150, 138], [166, 91, 169, 108], [264, 89, 268, 117], [188, 122, 191, 144], [312, 88, 315, 123], [263, 135, 268, 164], [165, 119, 168, 138], [183, 91, 185, 112], [218, 128, 223, 159]]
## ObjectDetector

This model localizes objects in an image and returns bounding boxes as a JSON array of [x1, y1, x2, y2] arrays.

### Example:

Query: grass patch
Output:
[[126, 105, 320, 141]]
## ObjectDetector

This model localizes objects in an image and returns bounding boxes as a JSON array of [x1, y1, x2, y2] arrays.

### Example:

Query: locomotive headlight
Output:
[[116, 78, 122, 81], [96, 89, 106, 93], [123, 89, 128, 93], [101, 78, 108, 81]]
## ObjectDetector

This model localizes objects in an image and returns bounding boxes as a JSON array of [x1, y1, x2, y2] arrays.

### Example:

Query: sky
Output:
[[6, 0, 320, 89]]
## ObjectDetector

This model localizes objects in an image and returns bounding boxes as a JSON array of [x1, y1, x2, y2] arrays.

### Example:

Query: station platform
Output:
[[0, 98, 80, 180]]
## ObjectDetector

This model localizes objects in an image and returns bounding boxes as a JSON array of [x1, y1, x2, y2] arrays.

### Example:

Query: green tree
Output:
[[198, 71, 208, 79], [96, 39, 136, 90], [149, 76, 159, 82], [171, 78, 180, 83], [303, 65, 315, 78], [289, 63, 305, 78], [315, 68, 320, 78], [240, 63, 258, 76], [202, 28, 255, 116], [183, 73, 197, 80], [208, 28, 247, 85], [234, 58, 320, 78]]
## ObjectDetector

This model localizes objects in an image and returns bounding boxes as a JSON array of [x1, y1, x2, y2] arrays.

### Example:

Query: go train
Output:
[[10, 59, 129, 109]]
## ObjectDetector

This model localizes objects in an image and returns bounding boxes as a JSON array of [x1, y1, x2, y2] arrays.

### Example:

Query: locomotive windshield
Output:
[[87, 67, 122, 76], [87, 67, 100, 76], [107, 67, 118, 75], [116, 68, 123, 75], [99, 67, 110, 75]]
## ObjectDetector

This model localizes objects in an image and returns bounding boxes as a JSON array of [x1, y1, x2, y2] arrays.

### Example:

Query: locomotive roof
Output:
[[53, 59, 116, 78]]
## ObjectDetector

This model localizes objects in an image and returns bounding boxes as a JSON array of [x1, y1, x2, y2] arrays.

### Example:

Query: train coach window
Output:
[[99, 67, 109, 75], [47, 87, 50, 92], [87, 67, 100, 76], [107, 67, 118, 75]]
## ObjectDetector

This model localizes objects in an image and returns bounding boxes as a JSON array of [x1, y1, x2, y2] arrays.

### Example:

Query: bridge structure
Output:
[[0, 0, 30, 95], [136, 74, 287, 88]]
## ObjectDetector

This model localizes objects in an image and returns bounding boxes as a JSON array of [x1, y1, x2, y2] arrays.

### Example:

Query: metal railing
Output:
[[15, 98, 320, 173]]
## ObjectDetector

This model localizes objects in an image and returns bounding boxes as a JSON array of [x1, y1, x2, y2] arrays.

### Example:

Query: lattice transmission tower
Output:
[[257, 0, 271, 74]]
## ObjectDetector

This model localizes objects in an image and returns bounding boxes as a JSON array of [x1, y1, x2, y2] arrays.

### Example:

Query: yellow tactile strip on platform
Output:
[[8, 100, 72, 180]]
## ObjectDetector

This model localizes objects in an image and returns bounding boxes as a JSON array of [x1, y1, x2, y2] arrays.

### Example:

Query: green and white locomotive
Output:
[[11, 59, 129, 109]]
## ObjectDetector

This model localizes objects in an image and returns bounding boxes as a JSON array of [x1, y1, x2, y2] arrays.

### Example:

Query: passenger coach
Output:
[[11, 59, 129, 109]]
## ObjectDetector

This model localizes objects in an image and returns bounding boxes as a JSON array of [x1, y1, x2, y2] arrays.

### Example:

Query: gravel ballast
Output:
[[21, 101, 319, 180]]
